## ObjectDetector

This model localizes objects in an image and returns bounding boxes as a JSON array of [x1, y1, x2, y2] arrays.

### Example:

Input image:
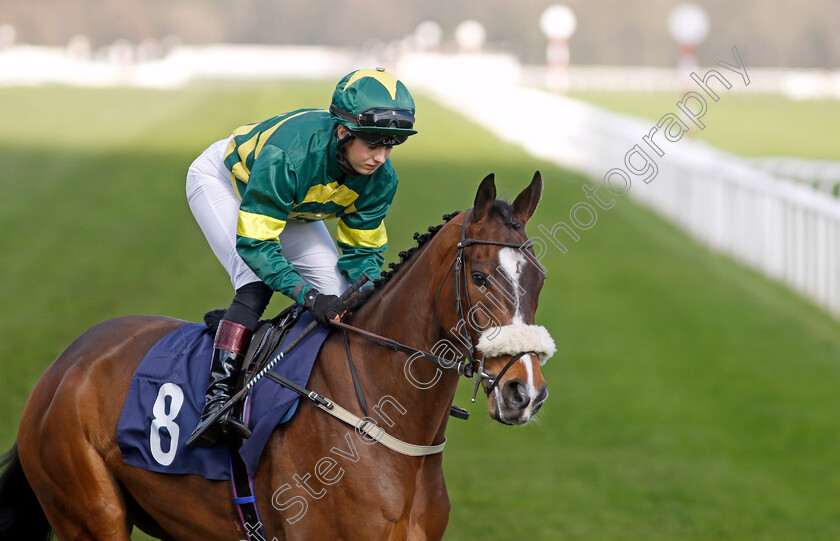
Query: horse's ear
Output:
[[472, 173, 496, 222], [513, 171, 543, 224]]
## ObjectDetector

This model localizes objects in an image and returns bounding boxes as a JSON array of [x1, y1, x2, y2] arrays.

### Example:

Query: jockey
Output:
[[185, 68, 417, 447]]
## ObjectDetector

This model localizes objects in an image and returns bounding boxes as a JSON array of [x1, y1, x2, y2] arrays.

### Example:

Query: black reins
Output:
[[330, 319, 475, 377]]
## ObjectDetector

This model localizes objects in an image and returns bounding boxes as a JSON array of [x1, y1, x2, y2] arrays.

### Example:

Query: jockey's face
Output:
[[337, 125, 393, 176]]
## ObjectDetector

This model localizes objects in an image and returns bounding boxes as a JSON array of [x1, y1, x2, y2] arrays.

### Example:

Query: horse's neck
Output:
[[349, 241, 460, 443]]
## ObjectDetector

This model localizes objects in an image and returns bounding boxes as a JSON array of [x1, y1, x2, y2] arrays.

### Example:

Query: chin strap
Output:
[[335, 128, 358, 177]]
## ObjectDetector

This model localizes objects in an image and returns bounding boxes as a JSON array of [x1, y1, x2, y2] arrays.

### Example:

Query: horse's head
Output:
[[439, 172, 554, 425]]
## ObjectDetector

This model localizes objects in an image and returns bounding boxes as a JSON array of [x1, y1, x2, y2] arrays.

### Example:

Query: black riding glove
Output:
[[302, 289, 348, 325]]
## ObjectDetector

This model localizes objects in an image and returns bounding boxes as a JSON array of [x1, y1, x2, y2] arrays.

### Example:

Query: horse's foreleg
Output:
[[406, 455, 449, 541]]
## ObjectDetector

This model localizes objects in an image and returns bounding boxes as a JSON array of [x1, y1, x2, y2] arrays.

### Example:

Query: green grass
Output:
[[570, 91, 840, 160], [2, 82, 840, 540]]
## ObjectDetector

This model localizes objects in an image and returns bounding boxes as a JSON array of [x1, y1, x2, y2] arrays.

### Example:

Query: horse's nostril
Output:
[[531, 386, 548, 414], [502, 380, 529, 410]]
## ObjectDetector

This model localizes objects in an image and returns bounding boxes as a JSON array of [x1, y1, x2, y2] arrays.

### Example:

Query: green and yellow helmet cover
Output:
[[330, 68, 417, 140]]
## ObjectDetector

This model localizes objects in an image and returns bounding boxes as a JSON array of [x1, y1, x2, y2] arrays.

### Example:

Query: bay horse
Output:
[[0, 172, 552, 541]]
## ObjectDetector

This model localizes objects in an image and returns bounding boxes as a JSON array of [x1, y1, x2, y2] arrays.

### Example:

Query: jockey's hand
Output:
[[302, 289, 348, 325]]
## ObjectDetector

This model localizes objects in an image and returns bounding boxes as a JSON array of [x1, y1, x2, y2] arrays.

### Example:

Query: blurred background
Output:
[[1, 1, 839, 540], [1, 0, 839, 66]]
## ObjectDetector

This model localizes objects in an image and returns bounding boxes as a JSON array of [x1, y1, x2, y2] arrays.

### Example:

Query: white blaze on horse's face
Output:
[[499, 247, 537, 418], [476, 247, 553, 425], [517, 353, 549, 422], [498, 247, 526, 325]]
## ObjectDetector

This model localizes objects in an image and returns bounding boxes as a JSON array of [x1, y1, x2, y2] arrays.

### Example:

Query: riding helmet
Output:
[[330, 68, 417, 146]]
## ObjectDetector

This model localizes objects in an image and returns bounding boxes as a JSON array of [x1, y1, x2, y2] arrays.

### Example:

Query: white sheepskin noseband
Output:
[[476, 325, 556, 365]]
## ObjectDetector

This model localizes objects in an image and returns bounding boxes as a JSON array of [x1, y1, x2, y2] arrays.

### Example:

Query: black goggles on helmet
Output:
[[330, 105, 415, 130]]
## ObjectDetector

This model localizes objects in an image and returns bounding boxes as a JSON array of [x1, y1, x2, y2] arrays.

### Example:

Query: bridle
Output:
[[438, 209, 536, 401], [335, 208, 536, 395]]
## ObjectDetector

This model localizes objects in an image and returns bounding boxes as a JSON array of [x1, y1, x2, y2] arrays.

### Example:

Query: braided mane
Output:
[[373, 200, 520, 290], [373, 211, 461, 289]]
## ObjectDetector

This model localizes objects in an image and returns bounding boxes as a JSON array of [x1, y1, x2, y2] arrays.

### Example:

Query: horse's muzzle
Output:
[[490, 378, 548, 425]]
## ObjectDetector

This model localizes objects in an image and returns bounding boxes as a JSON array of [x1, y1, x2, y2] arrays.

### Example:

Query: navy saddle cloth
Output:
[[117, 312, 329, 480]]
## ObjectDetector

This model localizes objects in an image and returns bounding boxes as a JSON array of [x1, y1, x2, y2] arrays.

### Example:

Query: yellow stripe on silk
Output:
[[224, 111, 318, 193], [300, 181, 360, 208], [237, 211, 286, 241], [235, 132, 261, 173], [224, 123, 259, 170], [343, 69, 399, 100], [226, 123, 259, 151], [230, 161, 251, 185], [287, 210, 338, 221], [337, 219, 387, 248], [254, 110, 316, 158], [225, 126, 258, 196]]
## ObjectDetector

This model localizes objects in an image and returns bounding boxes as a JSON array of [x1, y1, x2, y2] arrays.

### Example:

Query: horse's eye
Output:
[[472, 272, 487, 287]]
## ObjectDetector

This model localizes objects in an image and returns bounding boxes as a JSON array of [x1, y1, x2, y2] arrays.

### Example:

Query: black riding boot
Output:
[[188, 320, 254, 448]]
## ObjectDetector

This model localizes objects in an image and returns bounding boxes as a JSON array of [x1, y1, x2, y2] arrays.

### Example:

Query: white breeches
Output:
[[185, 137, 349, 296]]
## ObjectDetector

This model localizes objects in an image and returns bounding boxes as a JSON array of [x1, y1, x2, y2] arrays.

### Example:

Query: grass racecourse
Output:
[[2, 82, 840, 540]]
